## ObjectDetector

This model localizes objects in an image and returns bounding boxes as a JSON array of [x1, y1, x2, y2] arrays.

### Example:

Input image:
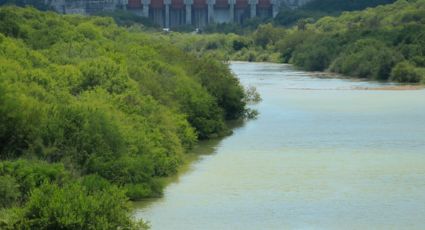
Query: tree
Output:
[[253, 23, 286, 48]]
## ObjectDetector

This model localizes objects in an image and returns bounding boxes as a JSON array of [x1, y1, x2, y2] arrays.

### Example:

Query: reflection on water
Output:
[[134, 62, 425, 229]]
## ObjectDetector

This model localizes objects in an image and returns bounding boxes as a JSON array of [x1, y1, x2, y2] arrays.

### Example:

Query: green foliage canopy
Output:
[[0, 6, 248, 228], [276, 0, 425, 82]]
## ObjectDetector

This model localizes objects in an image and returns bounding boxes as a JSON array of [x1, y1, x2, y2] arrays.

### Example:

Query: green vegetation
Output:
[[276, 0, 425, 82], [0, 6, 248, 228], [391, 61, 425, 83], [163, 0, 425, 83], [162, 23, 284, 62], [193, 0, 424, 82], [93, 10, 158, 28]]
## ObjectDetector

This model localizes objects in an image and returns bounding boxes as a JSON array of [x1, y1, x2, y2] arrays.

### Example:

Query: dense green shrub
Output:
[[330, 39, 402, 80], [276, 31, 309, 63], [252, 23, 286, 48], [124, 183, 162, 200], [232, 38, 250, 51], [0, 160, 69, 200], [14, 182, 148, 229], [79, 174, 112, 193], [192, 58, 246, 120], [291, 34, 341, 71], [0, 175, 20, 208], [390, 61, 425, 83], [0, 164, 148, 229]]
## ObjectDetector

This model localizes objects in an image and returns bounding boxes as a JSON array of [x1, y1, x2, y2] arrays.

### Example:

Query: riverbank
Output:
[[233, 61, 425, 90]]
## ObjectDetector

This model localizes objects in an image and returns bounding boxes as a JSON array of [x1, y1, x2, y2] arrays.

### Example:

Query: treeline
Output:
[[0, 6, 247, 229], [161, 24, 285, 62], [275, 0, 425, 83]]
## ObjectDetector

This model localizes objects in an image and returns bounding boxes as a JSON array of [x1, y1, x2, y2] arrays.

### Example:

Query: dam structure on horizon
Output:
[[47, 0, 312, 28]]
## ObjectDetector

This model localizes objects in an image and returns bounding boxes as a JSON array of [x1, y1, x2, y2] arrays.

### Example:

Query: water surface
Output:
[[135, 62, 425, 229]]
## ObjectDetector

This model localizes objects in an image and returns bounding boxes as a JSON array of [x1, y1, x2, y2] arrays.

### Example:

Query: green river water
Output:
[[134, 62, 425, 229]]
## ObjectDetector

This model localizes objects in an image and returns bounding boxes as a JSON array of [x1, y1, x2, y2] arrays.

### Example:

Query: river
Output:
[[134, 62, 425, 229]]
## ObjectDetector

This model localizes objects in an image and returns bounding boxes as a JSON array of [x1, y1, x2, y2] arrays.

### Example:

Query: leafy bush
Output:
[[79, 174, 112, 193], [252, 23, 286, 48], [232, 38, 250, 51], [124, 183, 162, 200], [330, 39, 402, 80], [390, 61, 425, 83], [0, 175, 20, 208], [0, 160, 69, 200], [291, 34, 341, 71], [14, 182, 148, 229]]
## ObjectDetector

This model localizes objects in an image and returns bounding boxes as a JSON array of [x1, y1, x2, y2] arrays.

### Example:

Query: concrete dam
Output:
[[48, 0, 312, 27]]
